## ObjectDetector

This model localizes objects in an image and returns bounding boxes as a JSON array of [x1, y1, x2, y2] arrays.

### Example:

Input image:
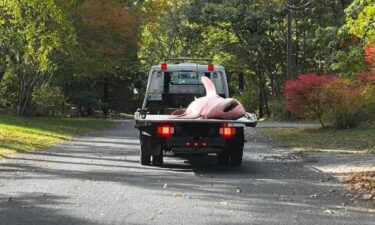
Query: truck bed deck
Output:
[[135, 114, 257, 125]]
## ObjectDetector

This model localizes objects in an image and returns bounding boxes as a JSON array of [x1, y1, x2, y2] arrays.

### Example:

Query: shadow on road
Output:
[[0, 121, 374, 225], [0, 193, 100, 225]]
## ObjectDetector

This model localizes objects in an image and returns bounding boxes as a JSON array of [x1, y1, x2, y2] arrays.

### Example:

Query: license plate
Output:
[[148, 93, 162, 101]]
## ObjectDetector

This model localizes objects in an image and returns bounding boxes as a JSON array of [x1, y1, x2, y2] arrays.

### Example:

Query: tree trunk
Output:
[[257, 67, 264, 118], [261, 71, 270, 117], [103, 75, 109, 117]]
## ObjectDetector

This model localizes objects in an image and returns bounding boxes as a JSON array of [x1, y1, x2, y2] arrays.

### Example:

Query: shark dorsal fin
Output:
[[201, 76, 217, 96]]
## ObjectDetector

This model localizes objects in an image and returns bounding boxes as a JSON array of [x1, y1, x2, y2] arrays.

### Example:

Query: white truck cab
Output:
[[142, 62, 229, 115]]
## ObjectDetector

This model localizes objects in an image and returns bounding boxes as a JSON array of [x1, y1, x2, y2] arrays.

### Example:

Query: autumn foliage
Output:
[[285, 73, 375, 129], [75, 0, 139, 56], [358, 71, 375, 84], [284, 74, 337, 127], [364, 45, 375, 66]]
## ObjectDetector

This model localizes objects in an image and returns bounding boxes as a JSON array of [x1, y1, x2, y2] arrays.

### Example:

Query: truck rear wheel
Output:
[[152, 154, 163, 166], [139, 132, 151, 165], [230, 146, 243, 166], [140, 148, 151, 165], [230, 153, 242, 166], [217, 153, 230, 166]]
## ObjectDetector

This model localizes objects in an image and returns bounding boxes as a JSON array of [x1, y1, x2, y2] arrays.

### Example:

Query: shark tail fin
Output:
[[201, 76, 217, 96]]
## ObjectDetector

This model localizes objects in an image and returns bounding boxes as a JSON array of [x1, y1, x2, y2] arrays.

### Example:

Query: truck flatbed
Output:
[[135, 114, 257, 126]]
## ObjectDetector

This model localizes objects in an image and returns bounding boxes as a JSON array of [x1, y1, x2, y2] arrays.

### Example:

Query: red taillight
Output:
[[161, 63, 168, 70], [157, 125, 174, 137], [202, 142, 207, 147], [208, 64, 214, 71], [220, 127, 236, 138]]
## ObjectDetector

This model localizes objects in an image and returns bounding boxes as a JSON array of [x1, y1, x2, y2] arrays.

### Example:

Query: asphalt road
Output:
[[0, 121, 374, 225]]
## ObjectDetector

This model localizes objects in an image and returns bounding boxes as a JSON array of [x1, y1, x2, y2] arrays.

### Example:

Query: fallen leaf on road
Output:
[[279, 195, 290, 201], [218, 201, 230, 206], [362, 194, 373, 200], [324, 209, 334, 214], [173, 192, 182, 197]]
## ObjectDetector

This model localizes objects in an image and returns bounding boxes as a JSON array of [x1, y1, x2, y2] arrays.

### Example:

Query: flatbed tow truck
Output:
[[134, 58, 257, 166]]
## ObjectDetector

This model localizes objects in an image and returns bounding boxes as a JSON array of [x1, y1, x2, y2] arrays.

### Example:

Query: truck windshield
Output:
[[170, 71, 205, 85]]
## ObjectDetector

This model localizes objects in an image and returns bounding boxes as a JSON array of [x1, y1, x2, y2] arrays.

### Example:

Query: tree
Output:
[[0, 0, 74, 115], [345, 0, 375, 43], [57, 0, 141, 115], [333, 0, 375, 78]]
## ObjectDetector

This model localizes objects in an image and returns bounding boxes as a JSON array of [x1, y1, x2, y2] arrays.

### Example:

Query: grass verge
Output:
[[0, 114, 114, 158], [259, 127, 375, 153]]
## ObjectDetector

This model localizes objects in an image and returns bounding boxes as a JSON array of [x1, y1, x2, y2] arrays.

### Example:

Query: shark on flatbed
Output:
[[172, 76, 246, 120]]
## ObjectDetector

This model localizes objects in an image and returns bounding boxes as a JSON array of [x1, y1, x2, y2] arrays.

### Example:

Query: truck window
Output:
[[170, 71, 205, 85], [145, 68, 227, 115]]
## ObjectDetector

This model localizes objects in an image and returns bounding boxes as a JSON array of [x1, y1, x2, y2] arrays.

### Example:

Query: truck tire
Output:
[[152, 153, 163, 166], [230, 153, 242, 166], [230, 146, 243, 166], [217, 152, 230, 166], [140, 148, 151, 165], [139, 132, 151, 165]]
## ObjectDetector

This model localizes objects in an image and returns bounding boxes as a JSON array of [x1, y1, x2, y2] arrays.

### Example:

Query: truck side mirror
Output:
[[134, 80, 142, 90], [133, 73, 143, 95], [238, 72, 244, 94]]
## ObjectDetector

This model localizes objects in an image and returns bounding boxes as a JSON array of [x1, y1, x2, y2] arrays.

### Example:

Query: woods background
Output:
[[0, 0, 374, 122]]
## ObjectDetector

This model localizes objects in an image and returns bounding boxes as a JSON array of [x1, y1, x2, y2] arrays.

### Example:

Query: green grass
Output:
[[0, 114, 115, 158], [260, 127, 375, 153]]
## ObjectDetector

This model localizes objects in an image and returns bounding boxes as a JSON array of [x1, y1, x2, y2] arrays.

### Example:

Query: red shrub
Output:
[[364, 45, 375, 66], [358, 71, 375, 84], [284, 74, 337, 127]]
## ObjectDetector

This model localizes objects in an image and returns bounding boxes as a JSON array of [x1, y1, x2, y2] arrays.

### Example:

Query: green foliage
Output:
[[32, 85, 65, 116], [268, 99, 287, 120], [0, 0, 75, 115], [236, 88, 258, 113], [74, 91, 100, 116], [345, 0, 375, 43], [2, 0, 374, 118], [360, 83, 375, 119], [0, 69, 18, 111]]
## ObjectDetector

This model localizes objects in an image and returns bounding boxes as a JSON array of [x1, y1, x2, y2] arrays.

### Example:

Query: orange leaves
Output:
[[364, 45, 375, 66], [73, 0, 140, 58], [76, 0, 139, 39]]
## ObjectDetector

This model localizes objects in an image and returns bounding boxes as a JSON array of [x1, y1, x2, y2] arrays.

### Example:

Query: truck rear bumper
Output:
[[171, 147, 221, 154], [166, 137, 225, 147]]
